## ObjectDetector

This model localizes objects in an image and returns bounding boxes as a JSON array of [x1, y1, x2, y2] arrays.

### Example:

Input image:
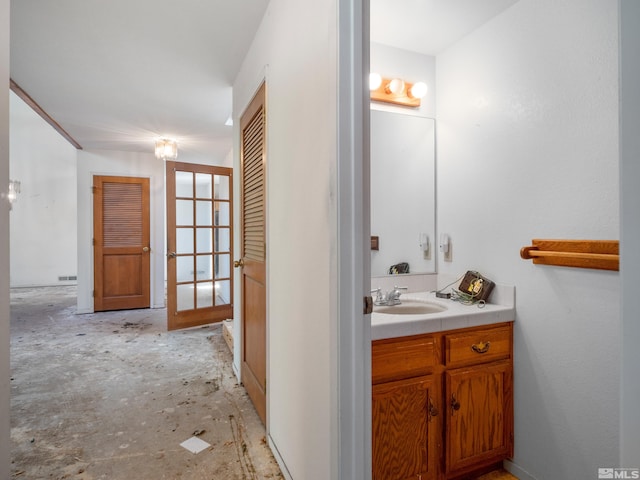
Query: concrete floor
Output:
[[9, 286, 283, 480]]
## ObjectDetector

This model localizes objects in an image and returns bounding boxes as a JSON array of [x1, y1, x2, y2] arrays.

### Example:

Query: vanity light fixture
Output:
[[155, 138, 178, 161], [369, 73, 427, 107]]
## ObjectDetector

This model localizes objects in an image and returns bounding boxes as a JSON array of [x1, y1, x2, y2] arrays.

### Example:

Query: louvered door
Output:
[[237, 82, 267, 424], [93, 176, 150, 311]]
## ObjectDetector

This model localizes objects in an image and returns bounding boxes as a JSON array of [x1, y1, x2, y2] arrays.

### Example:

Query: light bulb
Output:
[[409, 82, 428, 99], [369, 72, 382, 91], [386, 78, 405, 95]]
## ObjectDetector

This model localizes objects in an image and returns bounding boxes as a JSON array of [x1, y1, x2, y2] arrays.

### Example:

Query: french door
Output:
[[166, 162, 233, 330]]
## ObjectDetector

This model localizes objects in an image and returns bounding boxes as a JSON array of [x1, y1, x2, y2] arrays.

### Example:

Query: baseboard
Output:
[[268, 434, 293, 480], [266, 443, 533, 480], [232, 361, 240, 381], [504, 459, 538, 480]]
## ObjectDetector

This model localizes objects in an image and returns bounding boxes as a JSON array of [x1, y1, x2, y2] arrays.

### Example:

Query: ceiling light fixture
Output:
[[369, 73, 427, 107], [155, 138, 178, 161]]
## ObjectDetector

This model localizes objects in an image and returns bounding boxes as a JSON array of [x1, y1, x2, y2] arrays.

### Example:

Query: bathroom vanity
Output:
[[371, 290, 515, 480]]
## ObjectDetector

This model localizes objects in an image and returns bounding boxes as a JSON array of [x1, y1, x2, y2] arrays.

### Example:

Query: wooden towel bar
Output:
[[520, 239, 619, 271]]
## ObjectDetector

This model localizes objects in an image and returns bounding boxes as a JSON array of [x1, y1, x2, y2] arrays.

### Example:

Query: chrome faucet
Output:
[[387, 286, 408, 305], [371, 288, 384, 305], [371, 286, 408, 306]]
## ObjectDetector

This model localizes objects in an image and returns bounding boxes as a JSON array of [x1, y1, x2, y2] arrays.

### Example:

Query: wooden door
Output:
[[166, 162, 234, 331], [93, 176, 150, 311], [445, 361, 513, 475], [372, 375, 439, 480], [237, 82, 267, 424]]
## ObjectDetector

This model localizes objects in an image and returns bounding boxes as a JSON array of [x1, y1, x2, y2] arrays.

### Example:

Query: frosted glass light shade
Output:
[[386, 78, 405, 94], [369, 72, 382, 90], [155, 138, 178, 161], [409, 82, 428, 99]]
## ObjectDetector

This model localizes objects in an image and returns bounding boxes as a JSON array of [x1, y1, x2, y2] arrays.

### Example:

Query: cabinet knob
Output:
[[451, 394, 461, 413], [428, 397, 439, 420]]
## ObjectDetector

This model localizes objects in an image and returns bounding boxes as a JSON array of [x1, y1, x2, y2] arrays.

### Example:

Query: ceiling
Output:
[[10, 0, 270, 162], [10, 0, 519, 162]]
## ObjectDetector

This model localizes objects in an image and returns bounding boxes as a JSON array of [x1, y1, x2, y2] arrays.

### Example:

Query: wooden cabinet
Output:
[[373, 375, 439, 480], [445, 361, 513, 476], [372, 322, 514, 480]]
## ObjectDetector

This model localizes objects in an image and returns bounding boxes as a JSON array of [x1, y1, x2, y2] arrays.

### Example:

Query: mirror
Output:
[[370, 110, 436, 277]]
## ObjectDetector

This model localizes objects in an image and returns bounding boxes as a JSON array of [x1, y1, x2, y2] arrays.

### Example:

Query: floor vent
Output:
[[58, 275, 78, 281]]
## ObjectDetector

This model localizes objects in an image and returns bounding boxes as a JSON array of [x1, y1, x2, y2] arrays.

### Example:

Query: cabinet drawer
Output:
[[445, 325, 512, 367], [372, 334, 437, 384]]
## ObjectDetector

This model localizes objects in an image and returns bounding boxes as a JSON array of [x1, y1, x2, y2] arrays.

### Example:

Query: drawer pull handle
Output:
[[428, 397, 439, 420], [471, 341, 491, 354]]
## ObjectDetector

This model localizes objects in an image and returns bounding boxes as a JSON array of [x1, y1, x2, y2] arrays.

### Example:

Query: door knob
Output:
[[143, 246, 150, 252], [234, 259, 244, 268], [167, 252, 177, 258]]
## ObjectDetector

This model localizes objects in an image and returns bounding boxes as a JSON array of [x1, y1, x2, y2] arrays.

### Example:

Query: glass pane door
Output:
[[166, 163, 233, 330]]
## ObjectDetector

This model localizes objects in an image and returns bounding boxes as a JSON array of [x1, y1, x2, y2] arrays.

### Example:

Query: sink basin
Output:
[[374, 301, 447, 315]]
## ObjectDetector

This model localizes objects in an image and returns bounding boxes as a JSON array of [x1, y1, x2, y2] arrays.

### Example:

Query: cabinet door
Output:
[[445, 361, 513, 476], [373, 375, 439, 480]]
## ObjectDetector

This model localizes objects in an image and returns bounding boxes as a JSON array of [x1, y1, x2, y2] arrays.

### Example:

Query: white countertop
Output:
[[371, 285, 516, 341]]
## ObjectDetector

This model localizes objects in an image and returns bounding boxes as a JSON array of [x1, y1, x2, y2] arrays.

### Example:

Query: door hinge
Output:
[[92, 290, 96, 298], [92, 238, 96, 246], [364, 295, 373, 315], [92, 186, 96, 194]]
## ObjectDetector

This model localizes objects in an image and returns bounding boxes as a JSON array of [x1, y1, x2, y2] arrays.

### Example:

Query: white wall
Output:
[[619, 0, 640, 466], [0, 0, 10, 472], [175, 149, 233, 168], [76, 150, 165, 313], [9, 92, 78, 287], [232, 0, 339, 478], [436, 1, 620, 479]]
